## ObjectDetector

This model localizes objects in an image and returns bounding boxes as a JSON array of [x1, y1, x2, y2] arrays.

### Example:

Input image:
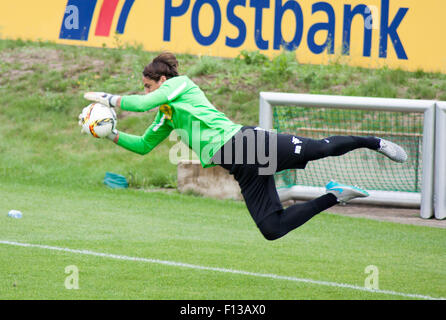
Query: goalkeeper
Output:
[[83, 52, 407, 241]]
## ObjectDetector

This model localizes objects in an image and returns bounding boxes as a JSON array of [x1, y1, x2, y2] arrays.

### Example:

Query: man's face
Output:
[[143, 76, 166, 94]]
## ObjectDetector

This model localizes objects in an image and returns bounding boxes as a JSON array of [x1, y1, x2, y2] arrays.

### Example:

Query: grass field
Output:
[[1, 182, 445, 300], [0, 39, 445, 300]]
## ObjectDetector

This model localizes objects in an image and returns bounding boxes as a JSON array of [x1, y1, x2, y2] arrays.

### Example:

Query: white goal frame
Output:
[[434, 102, 446, 219], [259, 92, 436, 219]]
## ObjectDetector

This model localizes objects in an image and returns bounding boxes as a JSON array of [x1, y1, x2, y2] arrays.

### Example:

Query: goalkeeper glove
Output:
[[84, 92, 121, 108], [107, 108, 119, 142]]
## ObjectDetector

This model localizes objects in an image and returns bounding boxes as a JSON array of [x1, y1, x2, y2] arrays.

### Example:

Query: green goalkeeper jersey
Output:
[[117, 75, 243, 167]]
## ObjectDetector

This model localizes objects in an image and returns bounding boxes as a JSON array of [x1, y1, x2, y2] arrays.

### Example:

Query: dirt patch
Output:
[[328, 204, 446, 228], [190, 74, 218, 88], [286, 200, 446, 228], [1, 47, 63, 70], [0, 47, 106, 84]]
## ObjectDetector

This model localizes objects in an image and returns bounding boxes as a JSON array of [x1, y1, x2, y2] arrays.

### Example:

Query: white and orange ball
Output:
[[79, 103, 117, 138]]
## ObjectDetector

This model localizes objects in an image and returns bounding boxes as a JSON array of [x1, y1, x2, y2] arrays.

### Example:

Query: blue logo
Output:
[[60, 0, 135, 41]]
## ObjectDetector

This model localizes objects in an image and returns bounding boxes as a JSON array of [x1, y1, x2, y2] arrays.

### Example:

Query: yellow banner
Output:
[[0, 0, 444, 73]]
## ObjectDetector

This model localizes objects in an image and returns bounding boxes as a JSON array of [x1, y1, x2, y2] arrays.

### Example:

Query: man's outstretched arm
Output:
[[111, 111, 173, 155]]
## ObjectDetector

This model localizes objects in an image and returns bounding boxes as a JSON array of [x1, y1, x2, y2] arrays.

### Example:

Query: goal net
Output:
[[273, 106, 422, 193]]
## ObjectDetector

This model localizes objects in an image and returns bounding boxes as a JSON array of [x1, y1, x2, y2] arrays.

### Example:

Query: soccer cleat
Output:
[[326, 180, 370, 204], [377, 138, 408, 163]]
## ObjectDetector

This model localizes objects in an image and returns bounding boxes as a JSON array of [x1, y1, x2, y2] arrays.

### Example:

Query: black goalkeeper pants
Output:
[[212, 126, 380, 240]]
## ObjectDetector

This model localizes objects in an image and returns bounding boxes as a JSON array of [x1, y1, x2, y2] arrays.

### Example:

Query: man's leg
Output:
[[275, 134, 407, 171], [230, 167, 368, 241], [216, 129, 372, 241], [257, 193, 338, 241], [275, 134, 380, 171], [252, 133, 375, 240], [257, 181, 369, 241], [303, 136, 380, 162]]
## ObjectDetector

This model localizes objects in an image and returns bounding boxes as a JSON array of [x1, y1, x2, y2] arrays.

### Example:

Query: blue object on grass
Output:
[[104, 172, 129, 189]]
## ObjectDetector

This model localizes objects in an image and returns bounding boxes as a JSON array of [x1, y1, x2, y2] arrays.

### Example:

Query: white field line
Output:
[[1, 240, 444, 300]]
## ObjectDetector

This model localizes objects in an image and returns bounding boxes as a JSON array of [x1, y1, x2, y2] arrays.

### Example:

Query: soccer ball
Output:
[[79, 103, 117, 138]]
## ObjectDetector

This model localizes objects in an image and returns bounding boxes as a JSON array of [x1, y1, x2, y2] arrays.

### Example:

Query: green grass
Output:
[[0, 182, 445, 300], [1, 39, 446, 189], [1, 39, 445, 299]]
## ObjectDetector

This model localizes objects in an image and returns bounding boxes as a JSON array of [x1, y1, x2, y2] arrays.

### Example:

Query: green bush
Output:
[[261, 50, 299, 83], [236, 50, 268, 66]]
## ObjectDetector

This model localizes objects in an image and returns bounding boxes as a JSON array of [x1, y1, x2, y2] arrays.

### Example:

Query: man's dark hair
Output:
[[143, 52, 179, 81]]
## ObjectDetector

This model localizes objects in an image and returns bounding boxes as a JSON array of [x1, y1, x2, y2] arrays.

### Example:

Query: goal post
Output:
[[434, 102, 446, 220], [259, 92, 436, 219]]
